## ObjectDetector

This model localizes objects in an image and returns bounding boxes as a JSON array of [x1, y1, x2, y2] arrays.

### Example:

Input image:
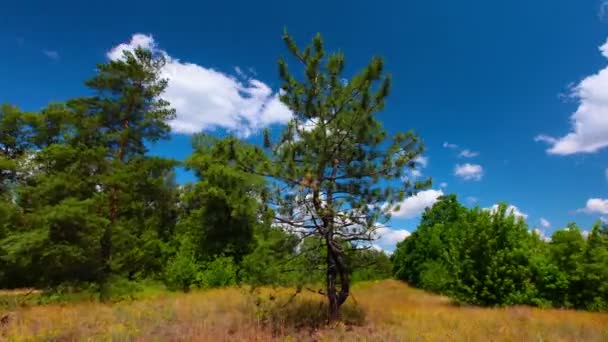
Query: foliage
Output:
[[0, 48, 179, 297], [178, 135, 268, 264], [196, 256, 238, 288], [393, 195, 608, 311], [164, 237, 200, 292]]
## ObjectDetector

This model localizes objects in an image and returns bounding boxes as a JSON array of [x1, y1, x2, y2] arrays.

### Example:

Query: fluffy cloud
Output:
[[540, 218, 551, 228], [439, 182, 448, 188], [487, 204, 528, 219], [535, 38, 608, 155], [107, 34, 292, 136], [459, 149, 479, 158], [107, 33, 155, 60], [579, 198, 608, 214], [454, 163, 484, 181], [373, 225, 411, 252], [392, 189, 443, 219]]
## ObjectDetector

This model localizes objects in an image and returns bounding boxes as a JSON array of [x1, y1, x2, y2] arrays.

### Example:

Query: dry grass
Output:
[[2, 280, 608, 341]]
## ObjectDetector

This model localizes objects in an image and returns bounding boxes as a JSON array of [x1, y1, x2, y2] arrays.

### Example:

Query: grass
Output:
[[1, 280, 608, 341]]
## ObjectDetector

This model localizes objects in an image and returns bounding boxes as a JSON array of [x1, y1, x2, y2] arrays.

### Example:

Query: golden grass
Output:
[[2, 280, 608, 341]]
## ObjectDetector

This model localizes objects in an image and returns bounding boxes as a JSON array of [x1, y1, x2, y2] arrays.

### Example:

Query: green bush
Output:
[[164, 238, 200, 292], [196, 256, 237, 288]]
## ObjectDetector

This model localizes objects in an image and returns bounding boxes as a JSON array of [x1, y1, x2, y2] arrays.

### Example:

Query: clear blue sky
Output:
[[2, 0, 608, 250]]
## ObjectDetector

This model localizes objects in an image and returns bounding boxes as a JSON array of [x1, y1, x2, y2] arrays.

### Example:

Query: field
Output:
[[2, 280, 608, 341]]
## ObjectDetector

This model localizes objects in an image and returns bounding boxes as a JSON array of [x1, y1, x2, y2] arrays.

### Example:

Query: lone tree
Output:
[[260, 32, 430, 322]]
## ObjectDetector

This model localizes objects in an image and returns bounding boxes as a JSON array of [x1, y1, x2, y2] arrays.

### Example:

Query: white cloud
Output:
[[443, 142, 459, 149], [373, 224, 411, 252], [107, 33, 155, 60], [392, 189, 443, 219], [439, 182, 448, 188], [107, 34, 292, 136], [535, 38, 608, 155], [454, 163, 484, 181], [487, 204, 528, 219], [579, 198, 608, 214], [43, 50, 59, 60], [540, 218, 551, 228], [459, 149, 479, 158]]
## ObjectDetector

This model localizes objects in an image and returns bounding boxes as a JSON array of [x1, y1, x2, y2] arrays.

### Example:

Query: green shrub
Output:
[[196, 256, 237, 288], [164, 238, 200, 292]]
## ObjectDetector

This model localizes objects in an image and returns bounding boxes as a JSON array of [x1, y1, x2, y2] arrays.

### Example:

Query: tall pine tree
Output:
[[259, 32, 429, 321]]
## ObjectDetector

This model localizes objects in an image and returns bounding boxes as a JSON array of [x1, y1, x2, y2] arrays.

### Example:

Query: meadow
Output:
[[2, 280, 607, 341]]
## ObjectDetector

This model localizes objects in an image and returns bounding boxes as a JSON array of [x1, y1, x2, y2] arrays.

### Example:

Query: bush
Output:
[[197, 256, 237, 288], [164, 238, 200, 292]]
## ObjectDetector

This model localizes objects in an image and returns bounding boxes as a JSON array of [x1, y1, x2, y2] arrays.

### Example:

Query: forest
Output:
[[1, 32, 607, 334]]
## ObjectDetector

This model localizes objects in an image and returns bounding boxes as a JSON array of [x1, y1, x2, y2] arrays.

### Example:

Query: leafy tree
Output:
[[256, 32, 429, 321], [392, 194, 466, 287], [350, 248, 392, 282], [0, 105, 40, 200], [240, 225, 300, 286], [578, 222, 608, 310], [548, 223, 586, 308], [394, 197, 542, 306], [179, 135, 269, 263]]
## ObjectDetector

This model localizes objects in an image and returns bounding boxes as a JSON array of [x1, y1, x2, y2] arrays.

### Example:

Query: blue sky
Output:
[[2, 0, 608, 250]]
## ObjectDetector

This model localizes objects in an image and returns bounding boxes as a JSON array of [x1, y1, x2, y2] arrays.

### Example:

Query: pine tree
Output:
[[1, 47, 178, 295], [259, 32, 429, 321], [78, 47, 176, 298]]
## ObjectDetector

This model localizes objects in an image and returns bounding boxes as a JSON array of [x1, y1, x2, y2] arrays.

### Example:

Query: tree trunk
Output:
[[99, 118, 130, 302], [326, 237, 351, 323], [99, 225, 112, 302], [326, 246, 340, 323]]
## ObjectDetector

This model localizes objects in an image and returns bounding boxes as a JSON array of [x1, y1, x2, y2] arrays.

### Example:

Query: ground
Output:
[[1, 280, 607, 341]]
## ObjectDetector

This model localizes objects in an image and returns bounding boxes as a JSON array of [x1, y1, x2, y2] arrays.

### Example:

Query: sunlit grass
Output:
[[2, 280, 608, 341]]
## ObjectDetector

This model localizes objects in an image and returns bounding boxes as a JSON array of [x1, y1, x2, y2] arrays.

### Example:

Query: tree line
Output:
[[0, 33, 408, 321], [392, 195, 608, 311]]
